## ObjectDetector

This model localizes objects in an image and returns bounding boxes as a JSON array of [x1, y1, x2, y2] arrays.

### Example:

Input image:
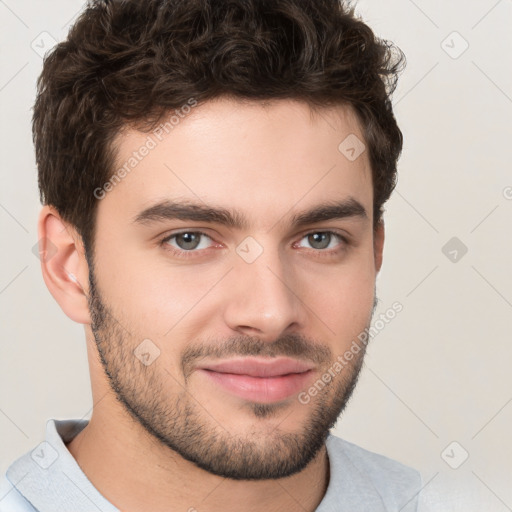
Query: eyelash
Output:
[[159, 230, 350, 260]]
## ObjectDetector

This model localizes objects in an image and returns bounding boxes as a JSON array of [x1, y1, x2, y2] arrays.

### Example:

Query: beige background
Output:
[[1, 0, 511, 510]]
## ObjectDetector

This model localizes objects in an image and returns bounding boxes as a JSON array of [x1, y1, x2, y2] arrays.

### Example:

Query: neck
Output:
[[66, 403, 330, 512]]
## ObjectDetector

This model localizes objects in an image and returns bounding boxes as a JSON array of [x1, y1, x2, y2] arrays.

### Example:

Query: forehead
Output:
[[100, 98, 373, 230]]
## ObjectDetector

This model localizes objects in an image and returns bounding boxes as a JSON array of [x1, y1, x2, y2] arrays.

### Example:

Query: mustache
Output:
[[180, 333, 333, 379]]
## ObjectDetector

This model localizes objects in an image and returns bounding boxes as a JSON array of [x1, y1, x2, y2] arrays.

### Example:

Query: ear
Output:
[[373, 219, 385, 274], [36, 205, 91, 324]]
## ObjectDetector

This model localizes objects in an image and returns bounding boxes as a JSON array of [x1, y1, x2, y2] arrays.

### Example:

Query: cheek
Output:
[[108, 259, 230, 352], [303, 251, 376, 341], [93, 241, 200, 334]]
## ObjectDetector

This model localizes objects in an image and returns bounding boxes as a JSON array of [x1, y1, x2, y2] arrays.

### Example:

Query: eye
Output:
[[161, 231, 215, 255], [159, 229, 349, 260], [295, 231, 347, 252]]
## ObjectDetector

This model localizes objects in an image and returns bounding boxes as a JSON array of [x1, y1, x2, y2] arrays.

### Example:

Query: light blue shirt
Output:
[[0, 419, 422, 511]]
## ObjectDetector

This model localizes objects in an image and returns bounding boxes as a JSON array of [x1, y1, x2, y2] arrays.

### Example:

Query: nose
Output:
[[222, 242, 307, 342]]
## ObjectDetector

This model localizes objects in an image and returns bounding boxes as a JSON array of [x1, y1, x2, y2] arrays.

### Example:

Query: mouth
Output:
[[196, 357, 315, 403]]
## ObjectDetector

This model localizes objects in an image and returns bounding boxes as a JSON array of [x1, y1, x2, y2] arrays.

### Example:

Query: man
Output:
[[1, 0, 422, 510]]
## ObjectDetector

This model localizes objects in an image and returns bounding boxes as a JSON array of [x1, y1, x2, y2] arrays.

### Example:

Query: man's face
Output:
[[87, 98, 381, 480]]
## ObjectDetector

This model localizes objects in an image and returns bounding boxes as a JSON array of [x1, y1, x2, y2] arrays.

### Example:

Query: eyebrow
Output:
[[132, 197, 368, 231]]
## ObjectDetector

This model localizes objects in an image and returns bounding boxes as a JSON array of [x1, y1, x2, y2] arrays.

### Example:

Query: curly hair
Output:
[[33, 0, 406, 258]]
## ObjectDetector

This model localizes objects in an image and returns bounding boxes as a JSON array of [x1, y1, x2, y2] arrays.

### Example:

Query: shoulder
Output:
[[325, 434, 422, 511], [0, 474, 36, 512], [327, 434, 421, 484]]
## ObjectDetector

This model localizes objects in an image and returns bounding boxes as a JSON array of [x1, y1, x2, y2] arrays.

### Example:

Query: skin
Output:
[[38, 97, 384, 512]]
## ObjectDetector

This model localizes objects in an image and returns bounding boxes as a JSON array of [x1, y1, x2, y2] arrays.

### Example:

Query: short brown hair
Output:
[[33, 0, 406, 259]]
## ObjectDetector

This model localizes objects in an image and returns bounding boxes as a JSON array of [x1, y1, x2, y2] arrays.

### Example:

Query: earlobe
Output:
[[374, 219, 385, 273], [37, 206, 92, 324]]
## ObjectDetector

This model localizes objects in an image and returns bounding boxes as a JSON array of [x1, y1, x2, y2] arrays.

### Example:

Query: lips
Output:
[[198, 357, 315, 377], [196, 357, 315, 403]]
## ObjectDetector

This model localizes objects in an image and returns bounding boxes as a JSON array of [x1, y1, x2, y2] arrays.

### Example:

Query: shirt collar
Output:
[[7, 419, 119, 512], [316, 433, 388, 511]]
